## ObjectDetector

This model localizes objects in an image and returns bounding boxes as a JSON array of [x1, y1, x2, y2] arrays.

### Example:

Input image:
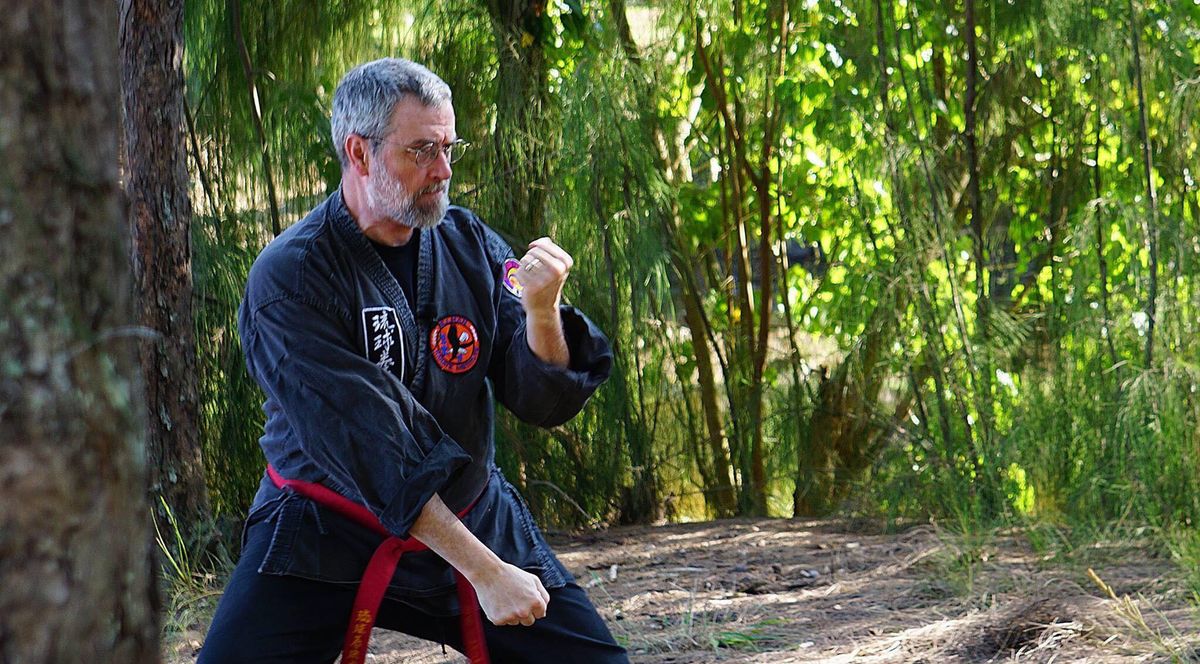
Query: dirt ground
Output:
[[168, 518, 1200, 662]]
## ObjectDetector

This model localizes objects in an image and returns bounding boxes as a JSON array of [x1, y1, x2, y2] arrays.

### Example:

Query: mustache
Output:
[[418, 183, 447, 196]]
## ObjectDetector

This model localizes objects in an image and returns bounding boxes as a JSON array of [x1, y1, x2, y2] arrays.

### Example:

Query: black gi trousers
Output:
[[197, 519, 629, 664]]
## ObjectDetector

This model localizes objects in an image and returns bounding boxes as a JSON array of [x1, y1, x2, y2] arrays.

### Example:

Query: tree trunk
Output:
[[874, 0, 958, 466], [1128, 0, 1159, 368], [227, 0, 282, 237], [0, 1, 159, 661], [483, 0, 555, 237], [964, 0, 998, 510], [121, 0, 213, 548], [694, 16, 769, 515], [1093, 103, 1119, 368], [679, 267, 739, 517], [964, 0, 987, 385]]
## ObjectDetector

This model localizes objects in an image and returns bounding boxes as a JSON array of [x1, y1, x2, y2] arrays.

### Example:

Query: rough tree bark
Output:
[[0, 1, 160, 661], [121, 0, 213, 546]]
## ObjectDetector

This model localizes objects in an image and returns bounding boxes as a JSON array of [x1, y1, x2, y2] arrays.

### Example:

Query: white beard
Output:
[[366, 167, 449, 230]]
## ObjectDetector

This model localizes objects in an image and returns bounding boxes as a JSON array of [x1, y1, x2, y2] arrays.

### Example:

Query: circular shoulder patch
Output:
[[501, 258, 524, 297], [429, 315, 480, 374]]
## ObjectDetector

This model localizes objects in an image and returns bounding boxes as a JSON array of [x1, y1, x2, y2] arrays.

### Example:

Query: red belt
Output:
[[267, 465, 490, 664]]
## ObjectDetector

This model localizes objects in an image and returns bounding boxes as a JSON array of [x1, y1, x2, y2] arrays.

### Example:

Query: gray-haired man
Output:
[[198, 58, 627, 663]]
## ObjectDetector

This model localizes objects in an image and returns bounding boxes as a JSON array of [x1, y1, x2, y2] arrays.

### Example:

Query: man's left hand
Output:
[[518, 237, 572, 316]]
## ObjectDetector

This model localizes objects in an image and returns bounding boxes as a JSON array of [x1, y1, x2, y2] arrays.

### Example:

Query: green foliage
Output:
[[153, 497, 227, 636], [182, 0, 1200, 590], [193, 211, 268, 516]]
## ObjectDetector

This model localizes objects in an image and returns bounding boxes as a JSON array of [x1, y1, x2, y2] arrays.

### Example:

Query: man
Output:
[[198, 58, 627, 663]]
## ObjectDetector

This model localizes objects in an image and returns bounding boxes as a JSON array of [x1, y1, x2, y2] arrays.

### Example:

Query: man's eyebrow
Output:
[[408, 137, 460, 148]]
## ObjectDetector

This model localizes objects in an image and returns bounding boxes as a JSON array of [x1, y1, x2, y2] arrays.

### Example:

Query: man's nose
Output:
[[429, 148, 453, 179]]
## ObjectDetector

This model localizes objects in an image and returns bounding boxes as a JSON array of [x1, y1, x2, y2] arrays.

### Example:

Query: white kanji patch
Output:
[[361, 306, 404, 380]]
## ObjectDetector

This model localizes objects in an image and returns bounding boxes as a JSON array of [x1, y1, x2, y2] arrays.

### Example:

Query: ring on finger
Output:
[[524, 257, 541, 271]]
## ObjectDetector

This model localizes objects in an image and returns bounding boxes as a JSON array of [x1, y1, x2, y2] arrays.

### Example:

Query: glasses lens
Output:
[[410, 141, 469, 166], [414, 144, 438, 167]]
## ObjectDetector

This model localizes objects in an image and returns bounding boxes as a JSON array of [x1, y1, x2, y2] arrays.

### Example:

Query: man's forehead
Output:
[[385, 99, 455, 140]]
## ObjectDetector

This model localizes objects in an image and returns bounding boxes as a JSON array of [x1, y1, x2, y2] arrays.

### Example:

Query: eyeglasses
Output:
[[363, 135, 470, 167]]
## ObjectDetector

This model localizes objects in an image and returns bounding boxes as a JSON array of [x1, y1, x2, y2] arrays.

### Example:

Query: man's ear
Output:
[[345, 134, 372, 177]]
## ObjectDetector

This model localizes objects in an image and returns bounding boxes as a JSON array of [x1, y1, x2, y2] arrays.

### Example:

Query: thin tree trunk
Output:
[[228, 0, 282, 237], [1128, 0, 1159, 368], [608, 0, 736, 516], [1093, 103, 1119, 368], [184, 97, 220, 220], [877, 0, 961, 475], [122, 0, 213, 548], [893, 1, 983, 498], [483, 0, 554, 238], [744, 0, 790, 518], [618, 176, 660, 523], [0, 1, 159, 660], [964, 0, 994, 449], [679, 268, 739, 517], [695, 16, 770, 515]]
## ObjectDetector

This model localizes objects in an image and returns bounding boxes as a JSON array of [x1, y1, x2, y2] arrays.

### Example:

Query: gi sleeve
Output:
[[241, 293, 472, 538], [484, 230, 614, 427]]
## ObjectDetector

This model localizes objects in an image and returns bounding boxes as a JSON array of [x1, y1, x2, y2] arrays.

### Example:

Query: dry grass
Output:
[[163, 518, 1200, 663]]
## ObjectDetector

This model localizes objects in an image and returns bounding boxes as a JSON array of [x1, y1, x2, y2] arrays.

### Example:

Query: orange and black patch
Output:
[[429, 315, 479, 374]]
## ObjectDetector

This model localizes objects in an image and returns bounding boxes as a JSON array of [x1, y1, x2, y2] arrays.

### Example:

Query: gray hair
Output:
[[331, 58, 452, 167]]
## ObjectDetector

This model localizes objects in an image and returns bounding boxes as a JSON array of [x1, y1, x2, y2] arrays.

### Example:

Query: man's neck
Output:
[[341, 177, 415, 247]]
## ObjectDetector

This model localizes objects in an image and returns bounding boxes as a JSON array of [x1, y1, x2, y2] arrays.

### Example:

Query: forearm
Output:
[[409, 493, 503, 583], [524, 307, 569, 368], [409, 493, 550, 626]]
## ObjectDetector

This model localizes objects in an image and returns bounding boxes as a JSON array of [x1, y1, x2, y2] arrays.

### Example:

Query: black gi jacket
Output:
[[237, 190, 612, 614]]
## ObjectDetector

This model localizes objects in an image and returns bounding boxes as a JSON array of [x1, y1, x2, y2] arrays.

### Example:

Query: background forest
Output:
[[183, 0, 1200, 574]]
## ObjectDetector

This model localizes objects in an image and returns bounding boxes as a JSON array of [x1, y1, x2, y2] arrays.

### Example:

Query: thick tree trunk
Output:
[[0, 1, 159, 661], [121, 0, 213, 547]]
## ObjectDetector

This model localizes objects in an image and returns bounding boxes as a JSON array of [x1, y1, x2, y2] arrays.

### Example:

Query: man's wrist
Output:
[[523, 305, 561, 327], [460, 550, 506, 585], [523, 302, 569, 368]]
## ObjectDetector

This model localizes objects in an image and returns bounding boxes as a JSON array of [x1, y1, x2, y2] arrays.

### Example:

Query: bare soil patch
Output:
[[168, 518, 1199, 662]]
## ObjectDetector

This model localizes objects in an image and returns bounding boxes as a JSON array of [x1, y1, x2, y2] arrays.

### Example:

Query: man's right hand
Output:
[[472, 561, 550, 626], [408, 494, 550, 627]]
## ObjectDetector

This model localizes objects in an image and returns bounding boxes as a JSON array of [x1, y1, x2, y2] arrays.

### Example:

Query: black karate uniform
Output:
[[198, 191, 628, 663]]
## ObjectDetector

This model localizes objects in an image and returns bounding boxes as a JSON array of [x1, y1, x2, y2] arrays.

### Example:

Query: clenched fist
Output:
[[517, 237, 573, 316], [473, 561, 551, 627]]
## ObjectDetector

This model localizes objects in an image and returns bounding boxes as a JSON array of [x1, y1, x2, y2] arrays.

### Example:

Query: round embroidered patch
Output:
[[501, 258, 524, 297], [429, 315, 480, 374]]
